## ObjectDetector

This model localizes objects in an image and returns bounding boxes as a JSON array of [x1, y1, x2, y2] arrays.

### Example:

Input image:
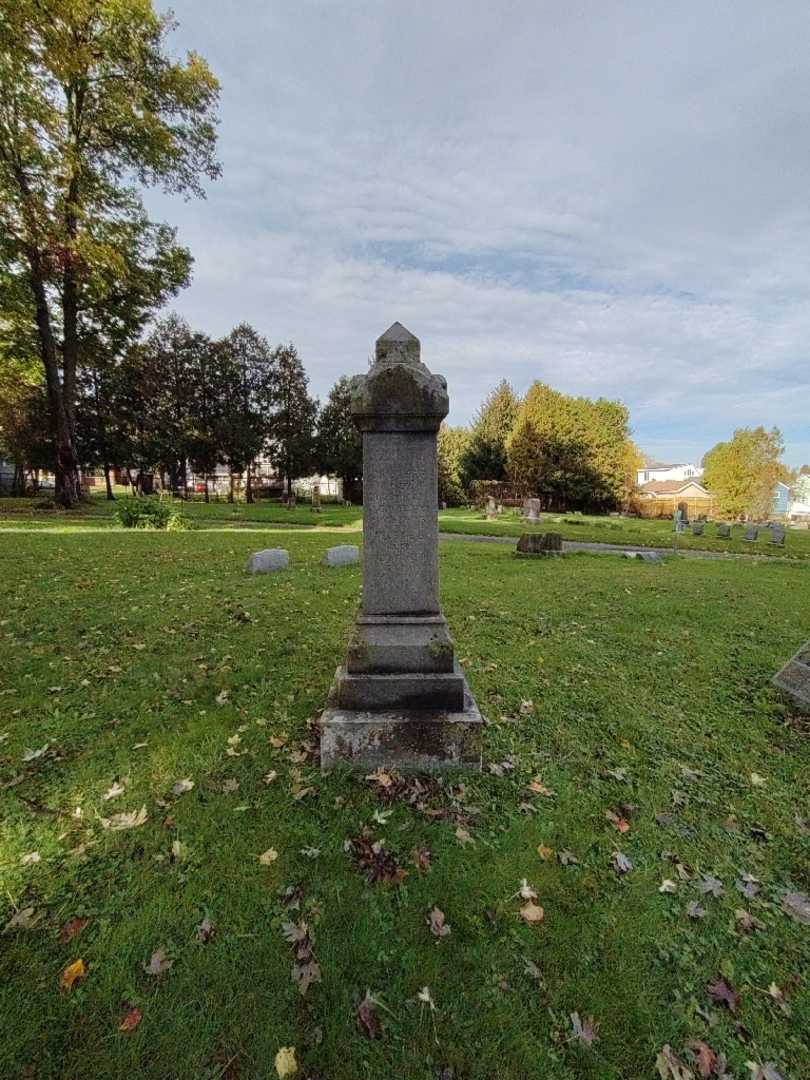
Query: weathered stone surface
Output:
[[769, 524, 786, 546], [772, 640, 810, 714], [716, 523, 731, 538], [321, 682, 483, 770], [692, 522, 704, 536], [623, 550, 663, 562], [320, 321, 481, 770], [247, 548, 289, 573], [322, 544, 360, 568], [743, 525, 759, 542], [516, 532, 563, 556]]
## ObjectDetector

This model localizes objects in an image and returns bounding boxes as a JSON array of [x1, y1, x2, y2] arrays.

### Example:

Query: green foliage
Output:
[[114, 494, 189, 530], [703, 427, 787, 519], [265, 344, 318, 494], [316, 377, 363, 500], [507, 382, 639, 511], [437, 423, 471, 506], [460, 380, 519, 487]]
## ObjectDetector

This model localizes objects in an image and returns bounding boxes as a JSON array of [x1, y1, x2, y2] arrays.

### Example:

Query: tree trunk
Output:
[[204, 476, 210, 503], [125, 467, 137, 495], [246, 461, 254, 504], [103, 463, 114, 500], [228, 470, 235, 503]]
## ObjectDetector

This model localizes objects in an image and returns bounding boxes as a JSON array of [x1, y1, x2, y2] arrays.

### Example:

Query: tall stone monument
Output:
[[320, 322, 482, 770]]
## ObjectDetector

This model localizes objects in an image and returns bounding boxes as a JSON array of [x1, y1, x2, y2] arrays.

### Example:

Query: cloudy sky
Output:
[[147, 1, 810, 466]]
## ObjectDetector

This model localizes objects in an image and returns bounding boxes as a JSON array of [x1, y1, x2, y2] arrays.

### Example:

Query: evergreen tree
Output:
[[316, 376, 362, 502], [460, 380, 519, 488], [437, 424, 471, 506], [266, 345, 318, 497]]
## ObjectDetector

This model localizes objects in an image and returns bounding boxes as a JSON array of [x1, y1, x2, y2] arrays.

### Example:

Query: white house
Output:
[[790, 475, 810, 518], [636, 457, 704, 487]]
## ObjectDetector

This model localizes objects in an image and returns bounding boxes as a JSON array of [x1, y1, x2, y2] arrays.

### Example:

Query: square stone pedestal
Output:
[[320, 678, 483, 771]]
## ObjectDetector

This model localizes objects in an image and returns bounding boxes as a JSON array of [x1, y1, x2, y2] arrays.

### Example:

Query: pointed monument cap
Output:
[[375, 321, 421, 366]]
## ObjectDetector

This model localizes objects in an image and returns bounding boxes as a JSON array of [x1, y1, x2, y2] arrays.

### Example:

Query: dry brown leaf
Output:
[[100, 806, 148, 831], [118, 1006, 143, 1032], [428, 906, 451, 939], [59, 916, 89, 944], [143, 947, 173, 977], [60, 958, 86, 991], [356, 991, 383, 1039], [520, 901, 545, 925]]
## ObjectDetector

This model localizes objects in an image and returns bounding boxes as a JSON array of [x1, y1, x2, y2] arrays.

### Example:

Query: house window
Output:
[[643, 471, 649, 482]]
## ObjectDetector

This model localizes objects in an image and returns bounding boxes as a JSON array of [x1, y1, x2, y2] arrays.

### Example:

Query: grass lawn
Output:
[[1, 523, 809, 1079]]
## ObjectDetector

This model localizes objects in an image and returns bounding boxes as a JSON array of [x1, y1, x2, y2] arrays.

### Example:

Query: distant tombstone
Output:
[[716, 523, 731, 539], [311, 483, 321, 511], [677, 500, 689, 524], [769, 523, 786, 546], [497, 503, 504, 513], [691, 522, 704, 537], [772, 640, 810, 714], [525, 498, 541, 524], [441, 501, 447, 510], [247, 548, 289, 573], [322, 544, 360, 567], [516, 532, 563, 556], [486, 496, 497, 520], [743, 525, 759, 542]]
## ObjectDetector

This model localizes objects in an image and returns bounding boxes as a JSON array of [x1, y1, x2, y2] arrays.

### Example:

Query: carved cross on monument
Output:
[[320, 322, 482, 770]]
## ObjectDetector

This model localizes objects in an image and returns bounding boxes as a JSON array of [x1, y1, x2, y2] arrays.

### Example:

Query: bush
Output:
[[115, 495, 191, 531]]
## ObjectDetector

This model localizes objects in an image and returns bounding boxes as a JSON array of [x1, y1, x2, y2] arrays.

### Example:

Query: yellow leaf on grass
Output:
[[60, 958, 86, 990], [259, 848, 278, 865], [537, 844, 554, 861], [275, 1046, 297, 1077]]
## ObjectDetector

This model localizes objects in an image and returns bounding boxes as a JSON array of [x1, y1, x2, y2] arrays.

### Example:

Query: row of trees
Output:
[[438, 380, 641, 512]]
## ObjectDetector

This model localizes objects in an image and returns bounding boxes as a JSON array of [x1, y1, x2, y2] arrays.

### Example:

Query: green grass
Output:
[[1, 527, 808, 1079], [437, 507, 810, 560]]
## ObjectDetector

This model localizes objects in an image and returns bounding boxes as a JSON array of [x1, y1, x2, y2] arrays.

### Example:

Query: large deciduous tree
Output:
[[437, 424, 470, 507], [316, 376, 362, 502], [507, 382, 639, 511], [0, 0, 219, 506], [702, 426, 787, 519]]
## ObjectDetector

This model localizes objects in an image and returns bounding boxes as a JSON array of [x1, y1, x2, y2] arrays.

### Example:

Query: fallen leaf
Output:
[[143, 947, 173, 976], [780, 890, 810, 925], [102, 780, 126, 801], [60, 958, 86, 991], [216, 690, 230, 706], [518, 878, 538, 900], [735, 908, 765, 934], [411, 846, 431, 872], [746, 1063, 785, 1080], [656, 1044, 694, 1080], [20, 851, 41, 866], [523, 958, 542, 980], [697, 875, 724, 898], [454, 825, 473, 846], [611, 851, 633, 874], [356, 990, 383, 1039], [196, 916, 214, 943], [768, 982, 791, 1016], [659, 879, 678, 894], [259, 848, 279, 865], [171, 778, 194, 796], [520, 901, 545, 925], [527, 779, 554, 797], [558, 849, 579, 866], [59, 917, 89, 944], [221, 778, 239, 793], [537, 844, 554, 861], [100, 806, 148, 831], [749, 772, 766, 787], [686, 900, 706, 920], [263, 770, 278, 785], [735, 872, 761, 899], [118, 1006, 142, 1032], [274, 1046, 297, 1078], [605, 809, 631, 833], [707, 976, 740, 1013], [428, 906, 451, 939], [3, 907, 40, 933], [569, 1011, 599, 1046], [23, 744, 49, 762], [417, 985, 436, 1010], [299, 847, 320, 859]]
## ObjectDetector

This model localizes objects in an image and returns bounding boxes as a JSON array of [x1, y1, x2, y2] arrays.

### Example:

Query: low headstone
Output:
[[486, 496, 497, 521], [322, 544, 360, 567], [743, 525, 759, 542], [516, 532, 562, 556], [623, 551, 662, 562], [716, 523, 731, 538], [524, 498, 541, 524], [769, 523, 786, 546], [692, 522, 704, 536], [497, 503, 504, 513], [311, 484, 321, 511], [247, 548, 289, 573], [772, 640, 810, 714]]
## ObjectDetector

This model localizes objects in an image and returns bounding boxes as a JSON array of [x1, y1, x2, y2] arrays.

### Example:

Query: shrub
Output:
[[115, 495, 191, 531]]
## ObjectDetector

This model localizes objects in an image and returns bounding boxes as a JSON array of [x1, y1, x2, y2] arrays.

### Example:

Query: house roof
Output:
[[639, 479, 711, 496], [640, 456, 672, 469]]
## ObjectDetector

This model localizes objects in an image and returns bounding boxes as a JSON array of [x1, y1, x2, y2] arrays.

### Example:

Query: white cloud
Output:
[[146, 0, 810, 465]]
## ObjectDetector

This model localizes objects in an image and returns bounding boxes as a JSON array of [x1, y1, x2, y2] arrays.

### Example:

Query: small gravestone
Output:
[[769, 523, 786, 546], [716, 523, 731, 539], [247, 548, 289, 573], [322, 544, 360, 567], [692, 522, 704, 536], [525, 498, 540, 524], [743, 525, 759, 542], [516, 532, 562, 556], [772, 640, 810, 714], [486, 496, 497, 521], [311, 484, 321, 511]]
